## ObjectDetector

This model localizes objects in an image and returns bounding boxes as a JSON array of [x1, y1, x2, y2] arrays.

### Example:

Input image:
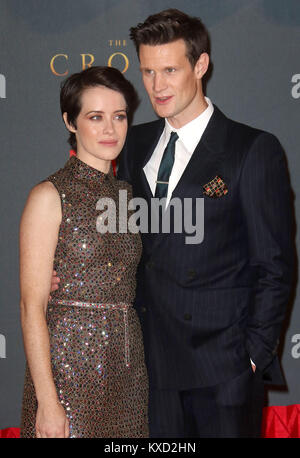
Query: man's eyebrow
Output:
[[140, 65, 177, 70]]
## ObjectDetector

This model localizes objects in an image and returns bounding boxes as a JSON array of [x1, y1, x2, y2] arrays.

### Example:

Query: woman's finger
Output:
[[65, 418, 70, 438]]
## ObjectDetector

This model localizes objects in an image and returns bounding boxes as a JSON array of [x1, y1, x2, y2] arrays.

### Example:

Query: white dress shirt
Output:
[[143, 96, 214, 206]]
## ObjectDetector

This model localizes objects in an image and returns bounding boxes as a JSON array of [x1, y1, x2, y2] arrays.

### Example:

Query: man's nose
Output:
[[153, 74, 167, 93]]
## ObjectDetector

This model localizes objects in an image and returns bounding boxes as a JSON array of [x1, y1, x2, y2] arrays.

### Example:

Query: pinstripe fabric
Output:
[[148, 367, 265, 437], [118, 106, 294, 393]]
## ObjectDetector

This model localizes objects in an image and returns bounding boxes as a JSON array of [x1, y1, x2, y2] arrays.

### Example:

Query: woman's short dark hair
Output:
[[60, 66, 139, 151], [130, 9, 210, 68]]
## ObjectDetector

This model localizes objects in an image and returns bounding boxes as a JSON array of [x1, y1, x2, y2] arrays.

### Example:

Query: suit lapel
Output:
[[141, 119, 165, 168], [150, 106, 230, 249], [135, 107, 229, 201], [137, 118, 165, 202], [135, 107, 230, 250], [171, 105, 229, 200]]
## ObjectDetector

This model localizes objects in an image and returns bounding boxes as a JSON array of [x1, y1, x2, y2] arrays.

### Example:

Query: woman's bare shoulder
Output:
[[27, 181, 60, 204], [22, 181, 61, 222]]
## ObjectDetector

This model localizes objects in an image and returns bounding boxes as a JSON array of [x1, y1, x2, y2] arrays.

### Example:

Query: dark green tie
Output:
[[155, 131, 179, 199]]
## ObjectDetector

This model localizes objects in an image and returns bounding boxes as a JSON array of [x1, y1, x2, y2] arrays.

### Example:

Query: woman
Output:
[[19, 66, 148, 438]]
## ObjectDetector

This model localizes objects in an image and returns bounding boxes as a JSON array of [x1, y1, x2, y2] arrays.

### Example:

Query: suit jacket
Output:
[[118, 105, 294, 390]]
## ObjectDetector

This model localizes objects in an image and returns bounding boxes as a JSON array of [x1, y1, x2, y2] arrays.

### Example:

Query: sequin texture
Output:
[[20, 156, 148, 438]]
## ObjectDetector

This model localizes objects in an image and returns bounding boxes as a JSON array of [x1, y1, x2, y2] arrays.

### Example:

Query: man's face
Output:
[[139, 39, 204, 128]]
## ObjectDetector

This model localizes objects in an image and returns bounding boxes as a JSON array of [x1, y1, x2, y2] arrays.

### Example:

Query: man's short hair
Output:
[[130, 9, 210, 68]]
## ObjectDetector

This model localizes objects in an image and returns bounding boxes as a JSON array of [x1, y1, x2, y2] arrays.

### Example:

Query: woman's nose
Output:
[[102, 118, 114, 134]]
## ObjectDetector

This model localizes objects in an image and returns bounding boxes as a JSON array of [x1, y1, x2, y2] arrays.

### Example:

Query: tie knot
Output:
[[169, 131, 179, 145]]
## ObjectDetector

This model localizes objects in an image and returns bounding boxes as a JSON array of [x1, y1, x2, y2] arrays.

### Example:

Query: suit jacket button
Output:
[[184, 313, 192, 321], [147, 261, 155, 269], [187, 269, 197, 280], [141, 306, 147, 313]]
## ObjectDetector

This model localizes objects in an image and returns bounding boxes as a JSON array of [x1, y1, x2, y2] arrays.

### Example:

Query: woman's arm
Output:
[[20, 181, 69, 438]]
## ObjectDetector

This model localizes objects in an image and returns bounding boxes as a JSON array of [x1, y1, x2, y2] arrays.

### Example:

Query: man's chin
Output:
[[152, 104, 174, 119]]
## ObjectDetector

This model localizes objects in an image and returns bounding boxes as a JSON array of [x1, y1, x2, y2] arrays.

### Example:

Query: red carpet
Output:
[[1, 405, 300, 438], [261, 404, 300, 438], [0, 427, 20, 438]]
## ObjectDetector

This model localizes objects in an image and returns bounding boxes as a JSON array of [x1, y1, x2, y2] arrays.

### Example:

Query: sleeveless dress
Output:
[[20, 156, 149, 438]]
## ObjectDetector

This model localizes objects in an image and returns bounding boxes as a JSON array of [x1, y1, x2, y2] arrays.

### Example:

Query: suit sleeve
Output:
[[239, 132, 294, 373]]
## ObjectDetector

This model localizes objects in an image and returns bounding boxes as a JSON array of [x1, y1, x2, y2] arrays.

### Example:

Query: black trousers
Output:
[[148, 367, 265, 438]]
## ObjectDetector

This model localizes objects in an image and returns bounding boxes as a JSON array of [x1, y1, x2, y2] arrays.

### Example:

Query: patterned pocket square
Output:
[[203, 175, 228, 198]]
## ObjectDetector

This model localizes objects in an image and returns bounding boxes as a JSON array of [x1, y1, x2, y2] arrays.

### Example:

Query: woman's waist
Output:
[[51, 271, 137, 298], [48, 296, 133, 310]]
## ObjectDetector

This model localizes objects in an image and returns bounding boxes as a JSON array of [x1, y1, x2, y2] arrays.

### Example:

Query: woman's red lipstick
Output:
[[98, 140, 118, 146]]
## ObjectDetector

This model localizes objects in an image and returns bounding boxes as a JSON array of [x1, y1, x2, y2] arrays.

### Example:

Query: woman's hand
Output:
[[36, 399, 70, 438]]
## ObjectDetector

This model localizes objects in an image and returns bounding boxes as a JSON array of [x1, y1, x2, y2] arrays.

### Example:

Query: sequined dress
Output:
[[20, 156, 148, 438]]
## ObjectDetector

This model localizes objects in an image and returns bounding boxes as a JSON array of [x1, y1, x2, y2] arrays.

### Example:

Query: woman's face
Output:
[[64, 85, 128, 172]]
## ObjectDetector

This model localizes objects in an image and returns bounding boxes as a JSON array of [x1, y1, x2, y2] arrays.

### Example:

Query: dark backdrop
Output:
[[1, 0, 299, 428]]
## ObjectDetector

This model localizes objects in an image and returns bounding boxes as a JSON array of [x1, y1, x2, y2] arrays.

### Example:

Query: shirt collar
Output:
[[164, 97, 214, 153]]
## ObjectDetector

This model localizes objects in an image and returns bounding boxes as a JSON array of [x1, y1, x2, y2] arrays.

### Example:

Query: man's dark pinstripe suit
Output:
[[118, 105, 294, 437]]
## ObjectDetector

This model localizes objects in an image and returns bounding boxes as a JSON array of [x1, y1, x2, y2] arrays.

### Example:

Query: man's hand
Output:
[[50, 270, 60, 293], [251, 362, 256, 373]]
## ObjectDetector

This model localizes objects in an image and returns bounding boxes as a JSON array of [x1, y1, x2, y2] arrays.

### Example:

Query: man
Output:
[[51, 9, 293, 437], [117, 9, 294, 437]]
